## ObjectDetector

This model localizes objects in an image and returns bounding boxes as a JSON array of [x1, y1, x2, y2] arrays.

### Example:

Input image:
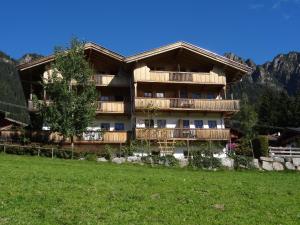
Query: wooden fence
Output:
[[269, 146, 300, 157], [0, 143, 72, 159]]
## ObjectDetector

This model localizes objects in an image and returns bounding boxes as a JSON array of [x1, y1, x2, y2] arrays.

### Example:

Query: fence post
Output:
[[3, 144, 6, 153], [51, 148, 54, 159], [38, 147, 40, 157]]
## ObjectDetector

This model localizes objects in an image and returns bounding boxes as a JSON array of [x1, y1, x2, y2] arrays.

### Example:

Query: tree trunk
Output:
[[250, 140, 254, 159], [71, 136, 74, 159]]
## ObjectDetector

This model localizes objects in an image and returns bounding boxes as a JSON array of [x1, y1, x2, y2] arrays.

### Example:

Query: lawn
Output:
[[0, 154, 299, 225]]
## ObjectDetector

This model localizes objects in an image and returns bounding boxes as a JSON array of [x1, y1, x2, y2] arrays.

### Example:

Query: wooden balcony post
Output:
[[134, 83, 137, 97]]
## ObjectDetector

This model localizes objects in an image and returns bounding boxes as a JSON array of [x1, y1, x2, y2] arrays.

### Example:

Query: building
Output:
[[17, 41, 251, 154]]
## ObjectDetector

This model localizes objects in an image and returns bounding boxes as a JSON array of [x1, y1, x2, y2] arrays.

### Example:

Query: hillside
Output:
[[0, 51, 41, 125], [1, 154, 299, 225], [225, 51, 300, 98]]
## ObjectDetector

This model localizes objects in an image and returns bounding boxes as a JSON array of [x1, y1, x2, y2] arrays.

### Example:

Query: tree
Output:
[[233, 94, 258, 157], [40, 38, 97, 158], [141, 102, 159, 155]]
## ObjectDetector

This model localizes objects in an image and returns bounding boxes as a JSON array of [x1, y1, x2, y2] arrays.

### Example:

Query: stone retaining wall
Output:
[[260, 157, 300, 171]]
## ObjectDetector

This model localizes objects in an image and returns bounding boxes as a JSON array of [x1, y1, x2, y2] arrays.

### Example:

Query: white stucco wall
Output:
[[135, 114, 224, 129], [88, 117, 132, 131]]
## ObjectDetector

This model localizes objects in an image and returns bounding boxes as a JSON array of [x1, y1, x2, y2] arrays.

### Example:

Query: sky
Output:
[[0, 0, 300, 64]]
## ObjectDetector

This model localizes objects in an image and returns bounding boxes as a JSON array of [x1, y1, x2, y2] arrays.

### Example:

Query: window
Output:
[[157, 119, 166, 128], [183, 120, 190, 128], [100, 96, 109, 101], [207, 93, 215, 99], [180, 90, 188, 98], [194, 120, 203, 128], [156, 92, 164, 98], [114, 123, 124, 131], [192, 93, 201, 99], [101, 123, 110, 131], [145, 119, 154, 128], [144, 92, 152, 98], [208, 120, 217, 128]]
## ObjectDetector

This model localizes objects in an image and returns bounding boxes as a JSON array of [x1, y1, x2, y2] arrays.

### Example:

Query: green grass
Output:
[[0, 154, 299, 225]]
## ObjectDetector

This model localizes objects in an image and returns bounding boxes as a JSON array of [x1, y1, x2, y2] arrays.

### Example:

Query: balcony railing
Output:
[[135, 128, 230, 140], [79, 131, 128, 143], [93, 74, 129, 87], [134, 71, 226, 85], [135, 98, 240, 112], [28, 100, 129, 114], [96, 101, 129, 114], [28, 100, 51, 111]]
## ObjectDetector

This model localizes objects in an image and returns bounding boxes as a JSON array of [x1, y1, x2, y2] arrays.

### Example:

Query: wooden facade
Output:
[[135, 98, 239, 113], [93, 74, 129, 87], [134, 70, 226, 85], [135, 128, 230, 140], [17, 41, 251, 145], [96, 101, 129, 114]]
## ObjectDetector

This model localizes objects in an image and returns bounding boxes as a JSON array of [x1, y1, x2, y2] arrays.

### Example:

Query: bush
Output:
[[253, 135, 269, 158], [85, 153, 97, 161], [160, 155, 179, 167], [235, 138, 253, 156], [232, 155, 254, 170], [104, 145, 114, 160], [141, 155, 153, 164], [190, 152, 221, 169], [120, 142, 136, 157], [189, 144, 222, 169], [140, 155, 179, 167]]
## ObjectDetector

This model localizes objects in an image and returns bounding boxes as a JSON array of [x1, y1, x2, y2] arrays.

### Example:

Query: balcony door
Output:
[[179, 90, 188, 99]]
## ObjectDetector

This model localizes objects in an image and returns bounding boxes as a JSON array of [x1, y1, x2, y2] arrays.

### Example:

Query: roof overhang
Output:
[[125, 41, 252, 74], [17, 42, 125, 71], [17, 41, 253, 76]]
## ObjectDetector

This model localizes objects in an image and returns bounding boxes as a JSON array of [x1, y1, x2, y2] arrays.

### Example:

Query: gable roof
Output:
[[17, 42, 125, 71], [125, 41, 252, 73], [17, 41, 252, 74]]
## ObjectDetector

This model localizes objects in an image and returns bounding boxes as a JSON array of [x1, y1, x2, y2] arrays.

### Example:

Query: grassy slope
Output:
[[0, 154, 299, 225]]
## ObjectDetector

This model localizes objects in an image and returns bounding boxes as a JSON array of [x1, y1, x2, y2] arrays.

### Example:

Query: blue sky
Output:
[[1, 0, 299, 64]]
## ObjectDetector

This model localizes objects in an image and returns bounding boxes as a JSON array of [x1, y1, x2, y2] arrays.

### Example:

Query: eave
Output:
[[17, 42, 125, 71], [125, 41, 252, 74]]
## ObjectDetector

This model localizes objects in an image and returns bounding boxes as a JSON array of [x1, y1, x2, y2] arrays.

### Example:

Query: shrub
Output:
[[189, 144, 222, 169], [104, 145, 114, 160], [85, 153, 97, 161], [235, 138, 253, 156], [161, 155, 179, 167], [141, 155, 153, 164], [232, 155, 254, 170], [151, 155, 160, 164], [253, 135, 269, 158], [121, 142, 136, 157], [141, 155, 179, 167]]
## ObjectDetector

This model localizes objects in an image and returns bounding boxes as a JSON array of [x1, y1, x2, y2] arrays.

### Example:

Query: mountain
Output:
[[18, 53, 44, 65], [0, 51, 36, 125], [225, 51, 300, 96]]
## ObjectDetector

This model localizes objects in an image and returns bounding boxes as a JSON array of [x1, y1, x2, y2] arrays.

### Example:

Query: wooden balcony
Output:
[[28, 100, 51, 111], [76, 131, 128, 144], [93, 74, 129, 87], [135, 128, 230, 140], [134, 71, 226, 85], [135, 98, 239, 113], [96, 101, 129, 114], [0, 130, 128, 144]]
